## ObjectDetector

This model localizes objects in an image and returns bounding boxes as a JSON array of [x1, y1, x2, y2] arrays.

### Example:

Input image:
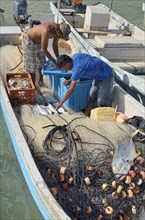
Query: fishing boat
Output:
[[50, 1, 145, 106], [0, 2, 145, 220]]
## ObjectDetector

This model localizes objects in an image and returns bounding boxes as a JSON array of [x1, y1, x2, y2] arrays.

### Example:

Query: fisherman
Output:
[[72, 0, 83, 5], [22, 22, 71, 86], [71, 0, 86, 13], [55, 53, 114, 116], [59, 0, 86, 13]]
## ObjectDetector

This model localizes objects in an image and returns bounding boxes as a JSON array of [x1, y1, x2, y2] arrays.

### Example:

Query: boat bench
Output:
[[59, 8, 76, 15], [95, 35, 143, 48], [0, 26, 21, 35], [76, 28, 131, 36], [0, 26, 21, 45], [88, 35, 145, 61]]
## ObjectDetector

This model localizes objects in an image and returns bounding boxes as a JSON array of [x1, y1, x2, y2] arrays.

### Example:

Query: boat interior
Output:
[[54, 3, 145, 74], [0, 5, 145, 220]]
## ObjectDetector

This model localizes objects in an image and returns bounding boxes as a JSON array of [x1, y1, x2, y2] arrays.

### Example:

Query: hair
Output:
[[57, 54, 72, 68]]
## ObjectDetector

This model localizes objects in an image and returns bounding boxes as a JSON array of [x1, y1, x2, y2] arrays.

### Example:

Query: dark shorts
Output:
[[23, 34, 46, 74], [89, 70, 114, 107]]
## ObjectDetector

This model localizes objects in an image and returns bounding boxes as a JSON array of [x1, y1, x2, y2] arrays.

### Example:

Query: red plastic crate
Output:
[[6, 73, 35, 105]]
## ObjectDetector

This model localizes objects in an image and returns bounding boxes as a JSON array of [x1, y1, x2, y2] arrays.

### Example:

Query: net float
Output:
[[127, 188, 133, 198], [62, 183, 68, 191], [102, 199, 108, 207], [47, 168, 52, 175], [129, 182, 135, 189], [112, 191, 119, 199], [112, 180, 117, 188], [51, 173, 58, 180], [102, 183, 109, 191], [59, 174, 65, 182], [133, 186, 140, 193], [97, 214, 103, 220], [139, 170, 145, 179], [105, 206, 113, 215], [86, 165, 94, 171], [137, 178, 142, 185], [135, 156, 144, 164], [125, 175, 131, 184], [117, 185, 123, 194], [132, 205, 136, 215], [50, 187, 57, 196], [128, 170, 136, 178], [68, 177, 74, 184], [60, 166, 66, 174], [84, 177, 91, 185], [121, 190, 127, 198], [86, 206, 92, 214]]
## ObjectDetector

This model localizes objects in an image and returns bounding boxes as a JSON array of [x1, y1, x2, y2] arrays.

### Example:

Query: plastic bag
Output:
[[112, 139, 136, 178]]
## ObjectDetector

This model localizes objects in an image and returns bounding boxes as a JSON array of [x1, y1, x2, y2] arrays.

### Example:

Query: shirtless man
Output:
[[23, 22, 71, 86]]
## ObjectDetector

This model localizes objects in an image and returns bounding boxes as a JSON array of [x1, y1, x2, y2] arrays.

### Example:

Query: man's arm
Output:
[[64, 78, 72, 85], [52, 37, 59, 58], [41, 32, 57, 65], [55, 80, 78, 109]]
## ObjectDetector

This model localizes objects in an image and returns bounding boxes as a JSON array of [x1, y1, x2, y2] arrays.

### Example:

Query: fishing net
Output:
[[15, 104, 145, 220]]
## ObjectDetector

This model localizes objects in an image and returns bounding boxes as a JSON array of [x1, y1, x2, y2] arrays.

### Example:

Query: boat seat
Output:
[[76, 28, 131, 36], [94, 35, 143, 48], [0, 26, 21, 35], [59, 8, 76, 15], [88, 38, 145, 61], [0, 26, 21, 45]]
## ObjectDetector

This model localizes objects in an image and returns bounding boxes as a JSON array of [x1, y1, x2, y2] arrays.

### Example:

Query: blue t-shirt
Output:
[[71, 53, 112, 81]]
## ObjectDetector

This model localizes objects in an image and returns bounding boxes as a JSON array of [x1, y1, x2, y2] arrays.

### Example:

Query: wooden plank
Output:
[[95, 35, 144, 48], [76, 28, 131, 36], [59, 9, 76, 14], [98, 47, 145, 61], [0, 26, 21, 35], [87, 39, 145, 61]]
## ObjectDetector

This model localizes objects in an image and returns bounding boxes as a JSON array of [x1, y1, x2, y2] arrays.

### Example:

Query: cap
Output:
[[59, 23, 71, 41]]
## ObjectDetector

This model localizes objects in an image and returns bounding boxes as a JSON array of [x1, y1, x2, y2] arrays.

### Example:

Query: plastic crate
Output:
[[6, 73, 35, 105], [59, 77, 92, 111], [49, 74, 70, 97], [41, 60, 72, 77]]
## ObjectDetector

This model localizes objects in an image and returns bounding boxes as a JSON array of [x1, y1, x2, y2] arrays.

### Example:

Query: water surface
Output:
[[0, 107, 44, 220], [0, 0, 144, 29]]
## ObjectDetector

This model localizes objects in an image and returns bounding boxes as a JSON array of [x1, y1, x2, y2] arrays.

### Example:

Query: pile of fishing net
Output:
[[15, 105, 145, 220]]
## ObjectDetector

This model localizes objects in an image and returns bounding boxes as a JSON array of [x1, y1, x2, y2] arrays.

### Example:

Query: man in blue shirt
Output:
[[55, 53, 114, 116]]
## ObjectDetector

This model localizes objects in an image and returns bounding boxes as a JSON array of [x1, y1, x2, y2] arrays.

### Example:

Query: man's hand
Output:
[[64, 79, 71, 85], [55, 102, 62, 110]]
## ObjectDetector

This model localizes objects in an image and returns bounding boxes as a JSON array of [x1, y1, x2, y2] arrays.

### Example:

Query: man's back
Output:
[[72, 53, 112, 81], [27, 22, 58, 44]]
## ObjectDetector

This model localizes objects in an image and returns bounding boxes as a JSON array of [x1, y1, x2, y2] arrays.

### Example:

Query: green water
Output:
[[0, 107, 43, 220], [0, 0, 145, 30]]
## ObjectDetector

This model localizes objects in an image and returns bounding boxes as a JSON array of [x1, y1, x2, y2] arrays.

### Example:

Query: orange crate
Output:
[[6, 73, 35, 105]]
